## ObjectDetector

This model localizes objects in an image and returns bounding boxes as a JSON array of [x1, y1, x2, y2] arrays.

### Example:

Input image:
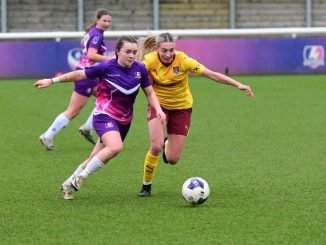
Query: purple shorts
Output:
[[74, 78, 98, 97], [93, 114, 131, 142]]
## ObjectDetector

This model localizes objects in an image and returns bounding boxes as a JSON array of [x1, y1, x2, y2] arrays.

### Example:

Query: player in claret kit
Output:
[[34, 36, 166, 200], [39, 9, 113, 150], [137, 32, 255, 197]]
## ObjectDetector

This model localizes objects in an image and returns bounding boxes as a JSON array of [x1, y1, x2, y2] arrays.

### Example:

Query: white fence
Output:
[[1, 27, 326, 41]]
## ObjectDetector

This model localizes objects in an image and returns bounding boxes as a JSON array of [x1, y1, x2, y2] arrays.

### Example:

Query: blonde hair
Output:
[[156, 32, 175, 45], [137, 32, 176, 61], [136, 35, 157, 61]]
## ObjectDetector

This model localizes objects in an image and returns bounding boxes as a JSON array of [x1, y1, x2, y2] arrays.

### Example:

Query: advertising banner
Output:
[[177, 37, 325, 75], [0, 37, 324, 79]]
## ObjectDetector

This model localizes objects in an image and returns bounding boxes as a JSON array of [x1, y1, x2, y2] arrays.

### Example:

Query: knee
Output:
[[167, 157, 179, 165], [150, 140, 164, 155], [109, 144, 123, 157]]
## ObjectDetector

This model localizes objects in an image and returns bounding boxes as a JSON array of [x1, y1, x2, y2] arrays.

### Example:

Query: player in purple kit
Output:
[[39, 9, 113, 150], [34, 36, 166, 200]]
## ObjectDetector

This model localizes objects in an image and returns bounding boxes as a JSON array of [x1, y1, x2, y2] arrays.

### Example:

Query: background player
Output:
[[39, 9, 113, 150]]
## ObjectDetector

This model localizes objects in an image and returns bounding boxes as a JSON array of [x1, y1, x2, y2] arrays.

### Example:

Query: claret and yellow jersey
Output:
[[143, 51, 205, 110]]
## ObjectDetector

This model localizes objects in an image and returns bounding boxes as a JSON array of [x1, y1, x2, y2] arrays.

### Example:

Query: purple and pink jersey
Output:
[[74, 27, 106, 97], [85, 59, 151, 124], [77, 27, 106, 69]]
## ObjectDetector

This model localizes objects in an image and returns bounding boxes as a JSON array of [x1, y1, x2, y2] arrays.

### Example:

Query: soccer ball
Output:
[[181, 177, 210, 205]]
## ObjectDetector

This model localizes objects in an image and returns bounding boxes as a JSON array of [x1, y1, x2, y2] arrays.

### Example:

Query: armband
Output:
[[51, 77, 60, 84]]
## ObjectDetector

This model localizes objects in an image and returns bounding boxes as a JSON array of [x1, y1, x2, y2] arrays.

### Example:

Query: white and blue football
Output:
[[182, 177, 210, 205]]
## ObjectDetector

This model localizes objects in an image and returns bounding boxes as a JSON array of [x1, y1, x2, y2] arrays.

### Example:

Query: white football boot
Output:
[[60, 184, 74, 200], [79, 126, 96, 145], [71, 176, 87, 191], [39, 134, 54, 150]]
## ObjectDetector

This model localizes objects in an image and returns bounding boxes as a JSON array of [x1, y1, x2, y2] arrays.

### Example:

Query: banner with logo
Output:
[[0, 37, 324, 79], [0, 40, 116, 79], [177, 37, 325, 75]]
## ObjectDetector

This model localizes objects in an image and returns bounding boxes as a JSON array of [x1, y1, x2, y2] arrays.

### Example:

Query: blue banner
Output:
[[0, 37, 324, 79]]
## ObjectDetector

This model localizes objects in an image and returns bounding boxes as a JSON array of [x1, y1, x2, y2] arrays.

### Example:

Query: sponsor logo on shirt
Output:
[[92, 36, 100, 45], [193, 64, 201, 72], [303, 45, 325, 69], [107, 74, 121, 77]]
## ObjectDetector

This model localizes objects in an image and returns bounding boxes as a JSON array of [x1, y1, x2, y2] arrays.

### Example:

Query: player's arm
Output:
[[201, 68, 255, 98], [143, 86, 166, 123], [87, 47, 112, 62], [33, 70, 87, 88]]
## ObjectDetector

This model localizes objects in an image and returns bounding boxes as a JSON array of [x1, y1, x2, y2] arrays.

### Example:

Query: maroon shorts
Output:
[[147, 106, 192, 136]]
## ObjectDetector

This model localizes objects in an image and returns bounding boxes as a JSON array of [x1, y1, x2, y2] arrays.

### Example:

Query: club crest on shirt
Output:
[[173, 66, 180, 75], [135, 72, 141, 79]]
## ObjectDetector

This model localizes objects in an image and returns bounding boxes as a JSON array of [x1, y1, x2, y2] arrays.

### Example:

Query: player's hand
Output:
[[157, 111, 167, 125], [33, 79, 52, 88], [239, 84, 255, 98]]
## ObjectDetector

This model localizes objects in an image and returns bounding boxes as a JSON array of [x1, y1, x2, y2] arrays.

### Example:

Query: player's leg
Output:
[[62, 138, 102, 187], [60, 138, 103, 200], [71, 114, 129, 192], [138, 107, 165, 197], [79, 108, 96, 145], [39, 91, 89, 150], [79, 86, 98, 144], [71, 131, 123, 191], [64, 91, 90, 120], [163, 108, 192, 164], [164, 134, 187, 164]]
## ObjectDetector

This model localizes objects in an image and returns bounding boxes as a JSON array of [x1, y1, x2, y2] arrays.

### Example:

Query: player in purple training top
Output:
[[39, 9, 113, 150], [34, 36, 166, 200]]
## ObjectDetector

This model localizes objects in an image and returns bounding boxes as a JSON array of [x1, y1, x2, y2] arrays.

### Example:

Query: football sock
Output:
[[83, 108, 95, 131], [143, 151, 159, 184], [64, 164, 83, 186], [79, 156, 104, 178], [44, 113, 70, 139]]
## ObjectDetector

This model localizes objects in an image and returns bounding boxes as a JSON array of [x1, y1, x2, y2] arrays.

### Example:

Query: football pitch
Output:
[[1, 75, 325, 244]]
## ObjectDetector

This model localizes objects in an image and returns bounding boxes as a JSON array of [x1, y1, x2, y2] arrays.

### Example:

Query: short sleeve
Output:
[[142, 52, 154, 71], [182, 54, 205, 75], [85, 62, 105, 79], [88, 35, 102, 50], [139, 63, 151, 88]]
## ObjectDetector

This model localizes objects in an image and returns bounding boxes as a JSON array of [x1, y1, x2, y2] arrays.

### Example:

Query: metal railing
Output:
[[1, 27, 326, 41], [0, 0, 315, 33]]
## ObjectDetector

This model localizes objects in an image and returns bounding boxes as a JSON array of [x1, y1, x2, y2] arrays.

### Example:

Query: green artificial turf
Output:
[[0, 75, 325, 244]]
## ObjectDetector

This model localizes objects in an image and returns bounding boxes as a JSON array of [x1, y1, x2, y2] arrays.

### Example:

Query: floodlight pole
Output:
[[153, 0, 159, 30], [77, 0, 84, 31], [230, 0, 236, 29], [1, 0, 7, 32], [306, 0, 312, 27]]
